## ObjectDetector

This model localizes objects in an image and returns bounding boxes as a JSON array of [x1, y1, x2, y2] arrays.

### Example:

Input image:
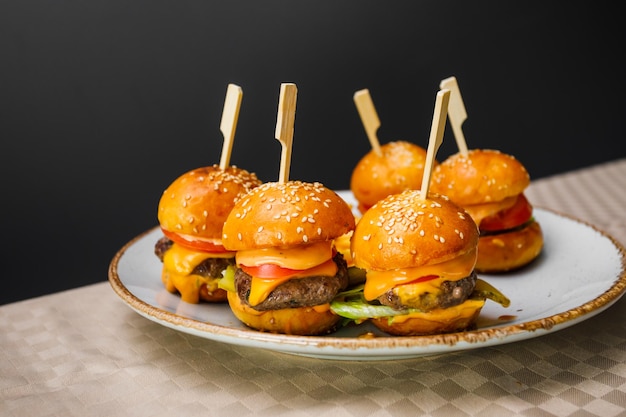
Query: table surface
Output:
[[2, 158, 626, 417]]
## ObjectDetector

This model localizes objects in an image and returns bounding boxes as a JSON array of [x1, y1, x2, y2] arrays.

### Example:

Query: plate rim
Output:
[[108, 205, 626, 360]]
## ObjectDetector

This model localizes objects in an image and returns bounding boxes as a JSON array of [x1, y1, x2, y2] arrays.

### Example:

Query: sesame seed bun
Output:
[[222, 181, 356, 251], [430, 149, 529, 206], [350, 141, 431, 213], [430, 149, 543, 273], [158, 165, 261, 240], [227, 291, 341, 335], [351, 190, 479, 272], [155, 165, 261, 304]]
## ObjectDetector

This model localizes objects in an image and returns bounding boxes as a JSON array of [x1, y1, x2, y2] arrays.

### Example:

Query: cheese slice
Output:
[[363, 248, 477, 301], [388, 298, 485, 324], [162, 243, 234, 303], [247, 259, 338, 307], [236, 241, 333, 270], [463, 196, 518, 224]]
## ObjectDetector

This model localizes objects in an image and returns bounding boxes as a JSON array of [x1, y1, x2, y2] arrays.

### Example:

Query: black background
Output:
[[1, 1, 624, 304]]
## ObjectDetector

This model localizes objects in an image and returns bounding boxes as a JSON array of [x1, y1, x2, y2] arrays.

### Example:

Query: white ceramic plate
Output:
[[109, 192, 626, 361]]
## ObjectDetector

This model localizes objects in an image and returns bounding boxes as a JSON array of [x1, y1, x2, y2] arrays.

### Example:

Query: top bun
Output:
[[158, 165, 261, 240], [430, 149, 530, 206], [351, 190, 479, 271], [222, 181, 356, 251], [350, 141, 430, 211]]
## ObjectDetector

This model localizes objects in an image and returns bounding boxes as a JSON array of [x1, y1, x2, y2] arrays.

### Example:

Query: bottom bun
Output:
[[476, 220, 544, 273], [162, 271, 227, 303], [199, 285, 228, 303], [227, 291, 341, 336], [371, 299, 485, 336]]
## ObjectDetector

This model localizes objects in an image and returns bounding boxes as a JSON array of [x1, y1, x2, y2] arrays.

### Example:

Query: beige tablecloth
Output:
[[2, 159, 626, 417]]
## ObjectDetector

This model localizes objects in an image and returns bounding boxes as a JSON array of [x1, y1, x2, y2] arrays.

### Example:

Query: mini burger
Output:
[[220, 180, 356, 335], [154, 165, 261, 303], [430, 149, 543, 273], [350, 141, 432, 214], [330, 190, 510, 336]]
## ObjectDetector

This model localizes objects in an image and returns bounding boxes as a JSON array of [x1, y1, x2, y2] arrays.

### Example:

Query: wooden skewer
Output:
[[353, 89, 382, 156], [219, 83, 244, 169], [275, 83, 298, 184], [439, 76, 469, 156], [419, 89, 451, 200]]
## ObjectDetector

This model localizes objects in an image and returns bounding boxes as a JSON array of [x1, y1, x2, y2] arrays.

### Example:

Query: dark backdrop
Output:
[[1, 1, 624, 304]]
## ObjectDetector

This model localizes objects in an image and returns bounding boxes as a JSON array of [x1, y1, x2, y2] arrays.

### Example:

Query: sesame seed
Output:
[[303, 235, 308, 242], [257, 226, 264, 232], [237, 233, 242, 240]]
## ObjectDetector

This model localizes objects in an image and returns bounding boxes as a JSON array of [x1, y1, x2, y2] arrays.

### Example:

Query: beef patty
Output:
[[376, 271, 478, 312], [234, 252, 349, 311]]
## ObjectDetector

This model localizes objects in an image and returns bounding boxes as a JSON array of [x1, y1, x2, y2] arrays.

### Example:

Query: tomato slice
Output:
[[405, 275, 438, 285], [161, 228, 232, 254], [240, 258, 337, 280], [479, 194, 533, 232], [240, 263, 300, 279]]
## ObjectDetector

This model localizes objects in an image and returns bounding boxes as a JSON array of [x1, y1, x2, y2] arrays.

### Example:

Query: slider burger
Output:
[[154, 165, 261, 303], [331, 190, 510, 336], [430, 149, 543, 273], [220, 180, 356, 335], [350, 141, 432, 214]]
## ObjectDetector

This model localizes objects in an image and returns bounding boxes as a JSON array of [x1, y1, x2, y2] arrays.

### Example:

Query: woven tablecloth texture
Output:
[[2, 158, 625, 417]]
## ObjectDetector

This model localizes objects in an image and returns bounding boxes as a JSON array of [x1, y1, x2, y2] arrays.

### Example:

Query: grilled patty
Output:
[[234, 252, 349, 311], [376, 271, 478, 312]]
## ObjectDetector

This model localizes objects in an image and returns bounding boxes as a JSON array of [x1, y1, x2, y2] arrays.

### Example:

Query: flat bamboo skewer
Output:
[[219, 83, 244, 169], [439, 76, 469, 156], [353, 89, 383, 156], [419, 89, 451, 200], [275, 83, 298, 184]]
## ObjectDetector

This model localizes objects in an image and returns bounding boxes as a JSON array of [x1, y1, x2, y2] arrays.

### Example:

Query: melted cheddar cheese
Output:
[[463, 196, 517, 224], [236, 241, 333, 270], [388, 298, 485, 324], [363, 247, 477, 301], [162, 243, 234, 303]]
